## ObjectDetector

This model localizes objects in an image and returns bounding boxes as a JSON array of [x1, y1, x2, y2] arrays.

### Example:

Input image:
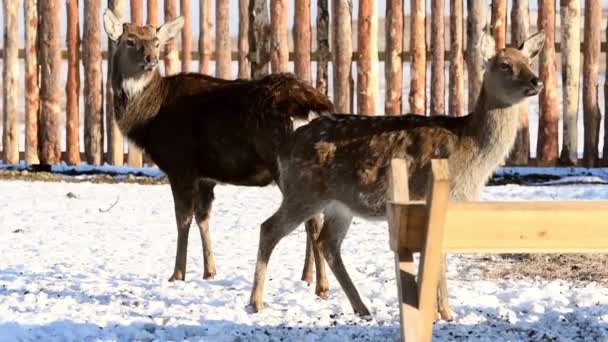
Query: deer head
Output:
[[103, 9, 184, 83], [479, 30, 545, 107]]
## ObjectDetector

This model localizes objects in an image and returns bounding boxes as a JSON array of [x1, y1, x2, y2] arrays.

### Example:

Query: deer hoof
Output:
[[315, 287, 329, 300], [168, 272, 185, 282], [203, 271, 216, 280], [249, 300, 264, 313], [354, 307, 371, 318]]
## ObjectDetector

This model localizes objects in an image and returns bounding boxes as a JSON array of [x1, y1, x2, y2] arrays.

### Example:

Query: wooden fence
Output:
[[0, 0, 607, 167]]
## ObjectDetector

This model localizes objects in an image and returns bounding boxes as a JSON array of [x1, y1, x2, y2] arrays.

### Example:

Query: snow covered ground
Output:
[[1, 178, 608, 341]]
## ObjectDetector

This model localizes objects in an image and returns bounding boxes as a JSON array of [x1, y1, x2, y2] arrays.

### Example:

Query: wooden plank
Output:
[[357, 0, 378, 115], [249, 0, 270, 78], [430, 0, 444, 116], [506, 0, 530, 165], [560, 0, 580, 166], [270, 0, 288, 72], [536, 0, 559, 166], [164, 0, 179, 75], [582, 0, 601, 167], [385, 0, 403, 115], [107, 0, 126, 166], [216, 0, 231, 78], [38, 0, 62, 165], [2, 0, 20, 164], [331, 0, 352, 112], [181, 0, 192, 72], [199, 0, 212, 74], [491, 0, 507, 49], [416, 160, 449, 342], [409, 0, 426, 115], [66, 0, 81, 165], [128, 0, 144, 167], [24, 0, 39, 164], [315, 0, 329, 94], [147, 0, 159, 26], [238, 0, 250, 78], [466, 0, 486, 110], [448, 0, 464, 116], [395, 250, 421, 342], [294, 0, 311, 83]]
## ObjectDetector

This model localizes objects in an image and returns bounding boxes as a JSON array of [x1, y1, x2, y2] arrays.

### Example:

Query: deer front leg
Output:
[[436, 255, 453, 321], [168, 179, 196, 282], [301, 234, 314, 285], [305, 215, 329, 299], [196, 181, 217, 280]]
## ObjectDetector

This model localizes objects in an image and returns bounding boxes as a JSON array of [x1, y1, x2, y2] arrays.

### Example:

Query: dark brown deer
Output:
[[103, 9, 333, 296], [248, 30, 545, 315]]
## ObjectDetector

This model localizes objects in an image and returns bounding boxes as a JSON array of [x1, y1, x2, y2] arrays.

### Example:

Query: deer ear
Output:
[[157, 16, 185, 44], [519, 30, 545, 59], [478, 30, 496, 64], [103, 9, 123, 41]]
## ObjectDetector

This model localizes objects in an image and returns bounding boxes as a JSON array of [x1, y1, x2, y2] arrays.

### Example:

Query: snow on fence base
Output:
[[386, 158, 608, 342]]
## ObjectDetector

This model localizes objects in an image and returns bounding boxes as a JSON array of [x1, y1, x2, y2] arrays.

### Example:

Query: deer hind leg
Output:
[[302, 214, 329, 299], [168, 177, 197, 282], [317, 203, 370, 316], [195, 180, 217, 280]]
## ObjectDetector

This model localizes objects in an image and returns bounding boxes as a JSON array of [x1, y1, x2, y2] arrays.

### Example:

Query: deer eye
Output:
[[499, 62, 512, 71], [126, 38, 136, 47]]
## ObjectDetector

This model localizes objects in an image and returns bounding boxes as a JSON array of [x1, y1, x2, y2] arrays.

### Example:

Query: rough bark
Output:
[[331, 0, 353, 113], [491, 0, 507, 49], [506, 0, 531, 165], [147, 0, 159, 26], [24, 0, 39, 164], [84, 0, 104, 165], [560, 0, 580, 165], [238, 0, 250, 78], [294, 0, 311, 83], [270, 0, 289, 72], [129, 0, 144, 167], [199, 0, 212, 73], [164, 0, 179, 75], [66, 0, 81, 165], [315, 0, 329, 94], [249, 0, 271, 78], [448, 0, 464, 116], [466, 0, 486, 111], [357, 0, 377, 115], [582, 0, 601, 166], [38, 0, 62, 164], [2, 0, 19, 164], [181, 0, 192, 72], [107, 0, 126, 166], [430, 0, 444, 115], [385, 0, 403, 115], [409, 0, 426, 115], [216, 0, 231, 78]]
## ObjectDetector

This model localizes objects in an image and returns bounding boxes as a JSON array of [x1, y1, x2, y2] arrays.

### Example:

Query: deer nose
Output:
[[145, 55, 155, 63], [530, 76, 540, 88]]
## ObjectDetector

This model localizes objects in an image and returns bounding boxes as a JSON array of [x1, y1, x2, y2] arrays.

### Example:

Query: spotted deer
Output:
[[248, 30, 545, 316], [102, 9, 333, 295]]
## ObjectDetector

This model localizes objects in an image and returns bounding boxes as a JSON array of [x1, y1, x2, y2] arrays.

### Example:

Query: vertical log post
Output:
[[409, 0, 426, 115], [238, 0, 250, 78], [199, 0, 212, 74], [507, 0, 530, 165], [164, 0, 180, 75], [385, 0, 403, 115], [536, 0, 559, 166], [466, 0, 486, 111], [127, 0, 144, 167], [216, 0, 231, 78], [2, 0, 19, 164], [181, 0, 192, 72], [107, 0, 126, 166], [604, 12, 608, 165], [294, 0, 311, 83], [38, 0, 62, 164], [357, 0, 378, 115], [582, 0, 601, 167], [316, 0, 329, 94], [270, 0, 289, 72], [66, 0, 81, 165], [24, 0, 40, 164], [448, 0, 464, 116], [249, 0, 271, 78], [430, 0, 444, 115], [147, 0, 159, 26], [331, 0, 353, 113], [561, 0, 580, 166], [84, 0, 104, 165], [131, 0, 143, 24], [491, 0, 507, 49]]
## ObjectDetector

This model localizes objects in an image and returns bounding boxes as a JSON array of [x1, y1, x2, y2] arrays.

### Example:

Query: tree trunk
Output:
[[84, 0, 104, 165], [409, 0, 426, 115], [127, 0, 144, 167], [181, 0, 192, 72], [316, 0, 329, 94], [331, 0, 352, 113], [506, 0, 530, 165], [66, 0, 81, 165], [270, 0, 288, 72], [238, 0, 250, 78], [249, 0, 271, 78], [357, 0, 378, 115], [2, 0, 19, 164], [38, 0, 62, 164], [216, 0, 231, 78], [164, 0, 179, 75], [430, 0, 444, 115], [491, 0, 507, 49], [448, 0, 464, 116], [147, 0, 159, 26], [199, 0, 212, 74], [294, 0, 311, 83], [466, 0, 486, 111], [130, 0, 143, 23], [385, 0, 403, 115], [582, 0, 601, 167], [24, 0, 39, 164], [107, 0, 126, 166], [560, 0, 580, 166]]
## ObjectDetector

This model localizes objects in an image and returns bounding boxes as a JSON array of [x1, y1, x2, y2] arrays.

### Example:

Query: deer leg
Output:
[[168, 178, 196, 282], [317, 205, 370, 316], [195, 180, 216, 280], [305, 215, 329, 299], [301, 232, 314, 285], [436, 255, 453, 321]]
